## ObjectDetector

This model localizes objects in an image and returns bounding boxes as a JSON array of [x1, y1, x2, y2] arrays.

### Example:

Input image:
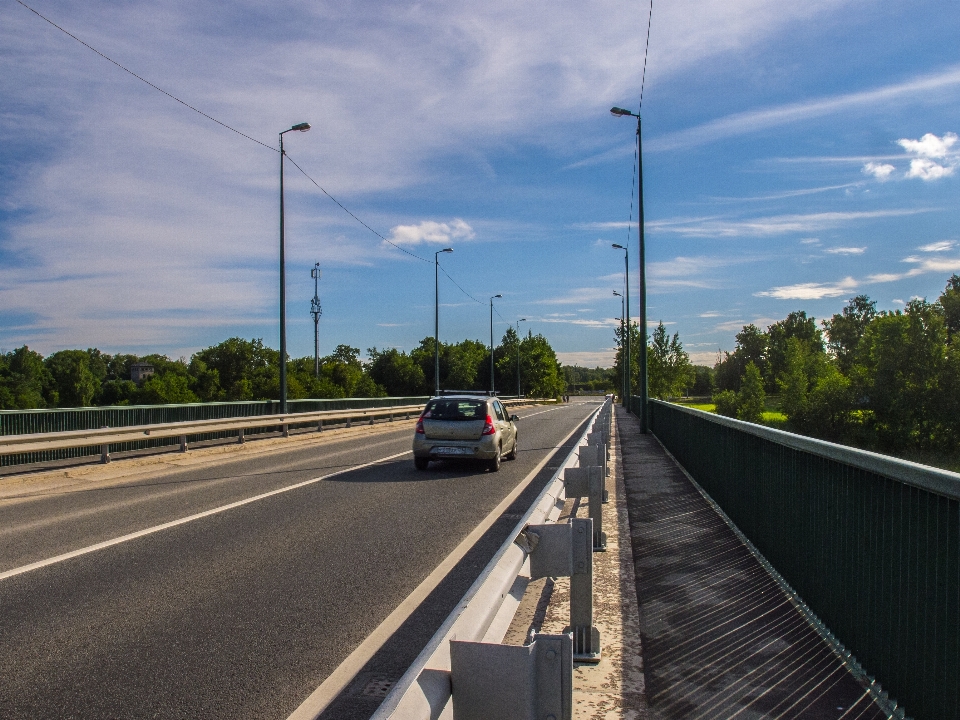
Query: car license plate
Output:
[[434, 446, 469, 455]]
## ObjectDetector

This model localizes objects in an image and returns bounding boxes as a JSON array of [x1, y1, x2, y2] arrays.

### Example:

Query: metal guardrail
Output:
[[0, 397, 430, 467], [641, 398, 959, 720], [0, 397, 554, 468], [372, 399, 611, 719]]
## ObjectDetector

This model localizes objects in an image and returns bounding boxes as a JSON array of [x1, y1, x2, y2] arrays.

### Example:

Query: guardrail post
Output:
[[237, 428, 245, 444], [179, 435, 187, 452], [368, 415, 374, 425], [563, 466, 607, 552], [101, 443, 110, 463], [346, 417, 352, 428], [449, 633, 573, 720], [525, 517, 601, 663], [282, 423, 289, 438]]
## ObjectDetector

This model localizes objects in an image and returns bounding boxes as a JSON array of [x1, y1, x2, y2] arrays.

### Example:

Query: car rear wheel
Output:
[[487, 445, 502, 472], [505, 435, 518, 460], [414, 457, 429, 471]]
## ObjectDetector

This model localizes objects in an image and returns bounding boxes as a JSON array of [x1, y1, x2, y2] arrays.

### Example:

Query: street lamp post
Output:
[[434, 248, 453, 395], [613, 291, 624, 402], [611, 106, 648, 432], [310, 263, 322, 378], [490, 294, 502, 394], [613, 243, 630, 413], [279, 121, 310, 415], [516, 318, 526, 397]]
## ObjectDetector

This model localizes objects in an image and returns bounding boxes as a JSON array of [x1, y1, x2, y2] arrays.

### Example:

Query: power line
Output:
[[639, 0, 654, 109], [284, 155, 432, 264], [16, 0, 496, 306], [14, 0, 276, 152], [437, 263, 484, 305]]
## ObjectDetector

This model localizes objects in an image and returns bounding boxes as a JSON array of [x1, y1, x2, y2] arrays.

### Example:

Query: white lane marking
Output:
[[0, 450, 411, 582], [286, 408, 596, 720]]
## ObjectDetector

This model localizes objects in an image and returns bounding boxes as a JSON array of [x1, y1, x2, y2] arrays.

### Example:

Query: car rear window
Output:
[[423, 399, 487, 421]]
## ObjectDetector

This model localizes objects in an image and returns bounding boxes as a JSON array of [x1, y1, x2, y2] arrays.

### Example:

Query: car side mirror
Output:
[[511, 414, 520, 422]]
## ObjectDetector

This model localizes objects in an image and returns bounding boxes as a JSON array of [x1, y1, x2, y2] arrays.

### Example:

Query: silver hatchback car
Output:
[[412, 394, 519, 472]]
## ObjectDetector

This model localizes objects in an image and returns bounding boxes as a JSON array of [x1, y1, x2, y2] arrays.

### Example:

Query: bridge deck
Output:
[[617, 406, 889, 720]]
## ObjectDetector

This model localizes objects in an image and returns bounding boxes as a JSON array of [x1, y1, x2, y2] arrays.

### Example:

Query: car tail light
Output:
[[415, 415, 425, 434], [481, 414, 496, 435]]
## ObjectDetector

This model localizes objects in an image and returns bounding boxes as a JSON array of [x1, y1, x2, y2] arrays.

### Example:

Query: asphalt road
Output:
[[0, 400, 600, 719]]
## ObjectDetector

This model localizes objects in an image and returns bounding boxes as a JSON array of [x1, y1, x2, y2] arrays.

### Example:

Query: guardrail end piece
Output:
[[450, 634, 572, 720]]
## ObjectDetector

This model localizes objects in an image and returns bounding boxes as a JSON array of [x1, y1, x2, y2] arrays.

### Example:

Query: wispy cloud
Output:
[[649, 209, 932, 238], [919, 240, 955, 252], [825, 246, 866, 255], [755, 276, 858, 300], [647, 65, 960, 152]]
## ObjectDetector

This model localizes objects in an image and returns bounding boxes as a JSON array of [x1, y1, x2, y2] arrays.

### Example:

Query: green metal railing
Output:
[[0, 397, 428, 468], [634, 397, 959, 720]]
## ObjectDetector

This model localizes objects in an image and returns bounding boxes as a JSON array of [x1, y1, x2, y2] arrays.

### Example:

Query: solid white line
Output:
[[0, 450, 411, 582], [286, 407, 595, 720]]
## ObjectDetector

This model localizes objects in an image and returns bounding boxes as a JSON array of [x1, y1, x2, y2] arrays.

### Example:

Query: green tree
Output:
[[367, 347, 426, 396], [192, 338, 278, 401], [823, 295, 877, 373], [714, 324, 767, 392], [766, 311, 823, 391], [0, 346, 57, 409], [647, 321, 695, 399], [854, 299, 951, 452], [45, 349, 99, 407], [737, 362, 766, 423], [136, 373, 199, 404], [938, 274, 960, 340]]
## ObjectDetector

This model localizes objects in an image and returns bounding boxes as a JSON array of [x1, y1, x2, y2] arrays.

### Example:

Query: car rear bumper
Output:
[[412, 435, 498, 460]]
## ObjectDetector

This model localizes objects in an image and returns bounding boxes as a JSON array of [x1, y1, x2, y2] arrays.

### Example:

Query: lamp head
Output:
[[612, 243, 624, 250], [520, 318, 526, 322], [291, 122, 311, 132], [610, 107, 632, 117], [442, 247, 453, 253], [493, 294, 502, 299], [613, 290, 622, 296]]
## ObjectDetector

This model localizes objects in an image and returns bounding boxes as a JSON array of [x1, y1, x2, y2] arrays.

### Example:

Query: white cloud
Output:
[[897, 132, 958, 158], [825, 246, 866, 255], [862, 162, 895, 180], [895, 133, 958, 181], [386, 219, 475, 246], [800, 238, 821, 245], [699, 311, 722, 318], [555, 350, 617, 368], [647, 66, 960, 152], [905, 158, 954, 181], [919, 241, 955, 252], [649, 209, 932, 238], [755, 276, 857, 300]]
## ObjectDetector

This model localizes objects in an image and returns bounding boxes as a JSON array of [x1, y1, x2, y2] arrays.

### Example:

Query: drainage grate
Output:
[[360, 675, 397, 699]]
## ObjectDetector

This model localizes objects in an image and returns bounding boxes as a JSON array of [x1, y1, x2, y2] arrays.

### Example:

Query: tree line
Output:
[[0, 328, 567, 409], [712, 274, 960, 458], [612, 319, 707, 400]]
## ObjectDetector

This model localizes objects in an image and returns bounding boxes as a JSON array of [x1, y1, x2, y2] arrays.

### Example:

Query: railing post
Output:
[[237, 428, 245, 444], [525, 517, 601, 663], [179, 435, 187, 452]]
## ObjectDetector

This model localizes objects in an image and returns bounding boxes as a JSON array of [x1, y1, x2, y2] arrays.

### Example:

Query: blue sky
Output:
[[2, 0, 958, 368]]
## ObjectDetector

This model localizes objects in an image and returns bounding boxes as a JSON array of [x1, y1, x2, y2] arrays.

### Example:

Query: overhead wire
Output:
[[13, 0, 503, 302]]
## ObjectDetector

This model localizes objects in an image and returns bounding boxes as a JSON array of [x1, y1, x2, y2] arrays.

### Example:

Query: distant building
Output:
[[130, 362, 155, 384]]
